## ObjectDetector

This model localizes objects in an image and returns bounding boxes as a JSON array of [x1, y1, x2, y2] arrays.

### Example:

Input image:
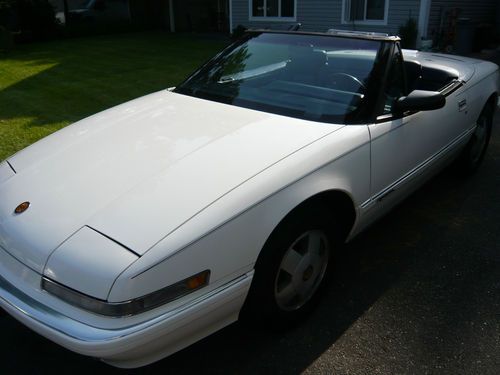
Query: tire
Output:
[[456, 103, 494, 174], [240, 205, 339, 329]]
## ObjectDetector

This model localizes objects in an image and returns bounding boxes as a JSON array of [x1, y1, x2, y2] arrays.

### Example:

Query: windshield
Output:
[[175, 32, 382, 124]]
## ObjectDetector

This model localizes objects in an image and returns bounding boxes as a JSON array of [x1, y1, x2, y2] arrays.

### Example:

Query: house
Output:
[[228, 0, 498, 49], [47, 0, 499, 50]]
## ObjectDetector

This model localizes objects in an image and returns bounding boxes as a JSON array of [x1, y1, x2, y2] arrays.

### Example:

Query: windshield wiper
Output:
[[217, 76, 235, 83], [217, 61, 288, 84]]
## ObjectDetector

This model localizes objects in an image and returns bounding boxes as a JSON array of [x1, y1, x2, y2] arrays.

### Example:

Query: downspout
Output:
[[126, 0, 131, 21], [417, 0, 431, 48], [63, 0, 69, 25], [229, 0, 233, 34], [169, 0, 175, 32]]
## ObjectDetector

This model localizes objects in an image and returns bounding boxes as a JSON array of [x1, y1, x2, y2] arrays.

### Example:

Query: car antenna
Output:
[[288, 23, 302, 31]]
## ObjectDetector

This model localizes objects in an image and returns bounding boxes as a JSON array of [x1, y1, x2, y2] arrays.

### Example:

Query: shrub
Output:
[[231, 24, 246, 40], [398, 17, 418, 49], [0, 0, 58, 42], [0, 25, 13, 50]]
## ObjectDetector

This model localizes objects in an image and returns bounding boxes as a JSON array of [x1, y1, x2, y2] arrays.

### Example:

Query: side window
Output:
[[383, 48, 406, 114]]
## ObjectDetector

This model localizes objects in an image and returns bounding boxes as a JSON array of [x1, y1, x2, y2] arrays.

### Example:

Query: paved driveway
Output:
[[1, 95, 499, 375]]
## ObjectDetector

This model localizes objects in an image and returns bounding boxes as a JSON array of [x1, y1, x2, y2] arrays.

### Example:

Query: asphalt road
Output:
[[1, 85, 499, 375]]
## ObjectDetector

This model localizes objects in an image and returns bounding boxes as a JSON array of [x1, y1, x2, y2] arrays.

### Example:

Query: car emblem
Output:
[[14, 202, 30, 214]]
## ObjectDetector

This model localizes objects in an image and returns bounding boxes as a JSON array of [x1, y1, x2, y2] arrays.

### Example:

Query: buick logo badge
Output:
[[14, 202, 30, 214]]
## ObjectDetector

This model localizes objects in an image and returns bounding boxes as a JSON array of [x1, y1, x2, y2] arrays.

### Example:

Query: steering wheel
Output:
[[330, 73, 366, 92]]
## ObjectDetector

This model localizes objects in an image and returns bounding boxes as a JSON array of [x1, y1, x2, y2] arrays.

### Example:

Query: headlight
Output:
[[42, 269, 210, 317]]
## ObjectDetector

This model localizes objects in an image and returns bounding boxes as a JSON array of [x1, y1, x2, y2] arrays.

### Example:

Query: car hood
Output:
[[0, 91, 339, 273]]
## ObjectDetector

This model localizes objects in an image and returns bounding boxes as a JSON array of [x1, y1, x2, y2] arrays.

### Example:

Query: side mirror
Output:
[[396, 90, 445, 112]]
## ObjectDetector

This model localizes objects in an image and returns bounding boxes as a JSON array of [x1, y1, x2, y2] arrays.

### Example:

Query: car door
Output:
[[367, 43, 466, 210]]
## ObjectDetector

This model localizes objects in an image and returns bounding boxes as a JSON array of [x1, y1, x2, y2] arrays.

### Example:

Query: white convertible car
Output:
[[0, 30, 498, 367]]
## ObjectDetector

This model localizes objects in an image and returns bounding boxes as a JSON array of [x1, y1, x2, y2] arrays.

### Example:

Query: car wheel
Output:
[[456, 104, 494, 174], [241, 206, 339, 329]]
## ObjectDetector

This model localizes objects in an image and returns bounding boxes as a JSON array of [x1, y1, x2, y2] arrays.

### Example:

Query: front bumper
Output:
[[0, 264, 252, 368]]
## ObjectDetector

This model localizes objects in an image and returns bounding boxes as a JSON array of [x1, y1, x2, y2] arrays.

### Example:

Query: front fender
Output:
[[108, 125, 371, 302]]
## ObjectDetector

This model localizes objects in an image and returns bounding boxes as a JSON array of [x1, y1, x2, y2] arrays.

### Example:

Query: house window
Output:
[[343, 0, 388, 24], [250, 0, 296, 19]]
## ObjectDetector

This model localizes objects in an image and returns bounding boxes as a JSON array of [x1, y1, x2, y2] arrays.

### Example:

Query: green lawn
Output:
[[0, 31, 227, 161]]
